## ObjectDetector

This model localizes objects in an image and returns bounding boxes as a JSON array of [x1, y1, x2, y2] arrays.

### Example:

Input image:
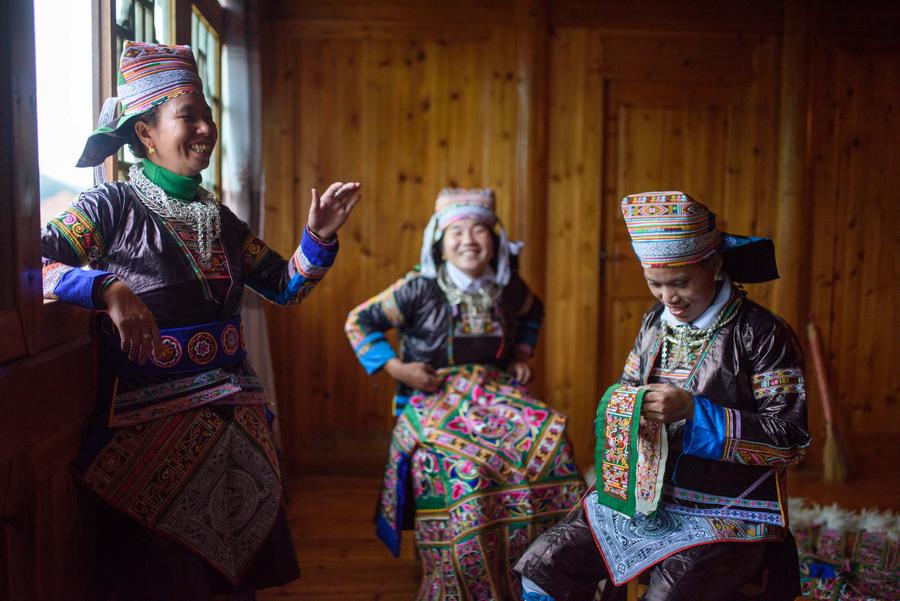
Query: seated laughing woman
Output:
[[40, 42, 360, 600], [345, 188, 586, 600]]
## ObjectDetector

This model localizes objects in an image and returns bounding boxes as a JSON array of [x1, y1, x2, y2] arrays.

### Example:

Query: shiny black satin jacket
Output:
[[41, 182, 319, 328], [346, 269, 544, 400], [620, 290, 810, 524]]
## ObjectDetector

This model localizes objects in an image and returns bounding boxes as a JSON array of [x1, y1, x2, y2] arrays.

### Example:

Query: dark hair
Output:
[[124, 106, 161, 159]]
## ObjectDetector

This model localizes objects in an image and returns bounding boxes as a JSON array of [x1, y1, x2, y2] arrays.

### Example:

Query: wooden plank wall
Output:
[[806, 10, 900, 473], [0, 320, 99, 601], [261, 0, 900, 476], [0, 2, 101, 598]]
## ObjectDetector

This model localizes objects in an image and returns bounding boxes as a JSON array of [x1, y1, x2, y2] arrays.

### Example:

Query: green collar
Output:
[[141, 159, 202, 201]]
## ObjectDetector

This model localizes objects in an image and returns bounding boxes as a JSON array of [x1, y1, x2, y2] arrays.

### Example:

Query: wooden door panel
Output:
[[262, 21, 528, 465], [598, 40, 778, 391], [808, 43, 900, 465]]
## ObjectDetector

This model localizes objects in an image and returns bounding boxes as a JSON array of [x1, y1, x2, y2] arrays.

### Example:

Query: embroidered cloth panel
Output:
[[594, 384, 667, 517]]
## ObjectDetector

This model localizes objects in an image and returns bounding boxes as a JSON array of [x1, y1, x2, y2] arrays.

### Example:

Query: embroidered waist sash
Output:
[[104, 315, 246, 377]]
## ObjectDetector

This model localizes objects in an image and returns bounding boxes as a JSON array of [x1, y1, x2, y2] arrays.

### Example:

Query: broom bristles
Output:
[[823, 424, 849, 483]]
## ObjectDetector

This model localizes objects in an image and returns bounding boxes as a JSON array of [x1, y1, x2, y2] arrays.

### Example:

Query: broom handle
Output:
[[806, 319, 835, 426]]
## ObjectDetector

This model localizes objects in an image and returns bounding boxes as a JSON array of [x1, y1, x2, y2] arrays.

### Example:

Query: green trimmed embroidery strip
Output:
[[594, 384, 647, 517]]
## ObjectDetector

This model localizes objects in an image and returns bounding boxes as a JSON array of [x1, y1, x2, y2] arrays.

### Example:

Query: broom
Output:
[[806, 318, 850, 483]]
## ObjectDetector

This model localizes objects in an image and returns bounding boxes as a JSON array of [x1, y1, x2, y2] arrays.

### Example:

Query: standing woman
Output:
[[346, 189, 585, 600], [41, 42, 361, 599]]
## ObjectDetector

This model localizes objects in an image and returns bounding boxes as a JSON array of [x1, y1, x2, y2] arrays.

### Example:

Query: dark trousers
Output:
[[514, 505, 800, 601]]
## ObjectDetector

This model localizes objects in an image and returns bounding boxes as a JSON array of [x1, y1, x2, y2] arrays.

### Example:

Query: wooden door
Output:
[[807, 38, 900, 472], [597, 35, 780, 391]]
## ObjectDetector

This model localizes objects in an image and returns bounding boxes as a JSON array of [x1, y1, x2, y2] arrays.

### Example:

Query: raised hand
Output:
[[641, 383, 695, 423], [102, 280, 162, 365], [307, 181, 362, 240]]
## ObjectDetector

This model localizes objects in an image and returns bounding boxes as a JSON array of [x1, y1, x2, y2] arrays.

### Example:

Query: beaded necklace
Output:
[[659, 292, 741, 370], [436, 264, 502, 335], [129, 163, 221, 267]]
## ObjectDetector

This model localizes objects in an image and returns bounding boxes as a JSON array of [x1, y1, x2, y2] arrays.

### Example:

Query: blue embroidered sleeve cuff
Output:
[[683, 395, 726, 460], [53, 268, 113, 309], [300, 227, 338, 268], [354, 332, 397, 375]]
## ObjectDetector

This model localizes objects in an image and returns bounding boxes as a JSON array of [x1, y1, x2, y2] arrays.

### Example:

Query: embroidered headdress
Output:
[[418, 188, 519, 286], [76, 41, 203, 173], [621, 190, 779, 282]]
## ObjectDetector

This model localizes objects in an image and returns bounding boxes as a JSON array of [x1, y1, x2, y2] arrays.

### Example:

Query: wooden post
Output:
[[772, 0, 811, 332], [514, 0, 551, 394], [93, 0, 117, 184]]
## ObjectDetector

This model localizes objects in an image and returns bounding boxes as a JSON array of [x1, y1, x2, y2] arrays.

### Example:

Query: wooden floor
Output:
[[257, 466, 900, 600], [258, 474, 421, 600]]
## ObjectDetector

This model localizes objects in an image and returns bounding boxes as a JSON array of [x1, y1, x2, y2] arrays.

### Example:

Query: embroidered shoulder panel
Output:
[[48, 205, 106, 264], [242, 233, 273, 270]]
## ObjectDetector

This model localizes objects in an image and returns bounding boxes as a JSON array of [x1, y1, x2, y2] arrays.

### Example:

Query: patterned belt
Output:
[[106, 315, 247, 377]]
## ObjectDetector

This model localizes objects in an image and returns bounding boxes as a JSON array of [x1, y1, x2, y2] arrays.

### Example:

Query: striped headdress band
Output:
[[77, 41, 203, 172], [621, 191, 723, 268]]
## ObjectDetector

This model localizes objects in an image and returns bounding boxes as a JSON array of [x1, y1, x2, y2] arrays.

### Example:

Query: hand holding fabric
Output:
[[385, 359, 441, 393], [308, 181, 362, 240], [641, 383, 695, 423], [509, 360, 532, 385], [102, 280, 162, 364]]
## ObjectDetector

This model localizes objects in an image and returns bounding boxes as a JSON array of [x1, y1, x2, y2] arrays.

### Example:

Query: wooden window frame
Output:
[[190, 3, 224, 198], [0, 1, 43, 364], [0, 0, 226, 366]]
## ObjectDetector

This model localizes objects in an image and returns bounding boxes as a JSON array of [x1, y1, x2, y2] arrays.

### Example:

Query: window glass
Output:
[[192, 6, 221, 197], [34, 0, 94, 225], [115, 0, 173, 179]]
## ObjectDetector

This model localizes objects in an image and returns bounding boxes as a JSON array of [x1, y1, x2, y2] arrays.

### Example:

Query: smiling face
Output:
[[643, 256, 722, 323], [134, 93, 217, 177], [441, 218, 495, 278]]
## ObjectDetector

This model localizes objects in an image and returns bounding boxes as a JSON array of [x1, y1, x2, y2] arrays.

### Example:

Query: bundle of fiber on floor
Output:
[[789, 497, 899, 600]]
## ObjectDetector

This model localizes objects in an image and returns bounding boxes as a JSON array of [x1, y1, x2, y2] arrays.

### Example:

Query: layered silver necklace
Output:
[[129, 163, 221, 267], [659, 294, 741, 370], [436, 264, 502, 334]]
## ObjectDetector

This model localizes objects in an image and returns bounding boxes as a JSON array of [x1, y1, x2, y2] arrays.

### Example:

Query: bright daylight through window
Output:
[[34, 0, 94, 225]]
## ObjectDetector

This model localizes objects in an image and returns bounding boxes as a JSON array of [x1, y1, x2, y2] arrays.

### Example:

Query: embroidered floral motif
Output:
[[220, 324, 240, 356], [380, 365, 584, 601], [188, 331, 218, 365], [49, 206, 106, 264], [595, 384, 666, 516], [150, 335, 183, 368]]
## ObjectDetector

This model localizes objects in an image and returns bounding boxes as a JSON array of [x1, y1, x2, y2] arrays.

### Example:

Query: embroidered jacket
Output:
[[619, 288, 810, 526], [41, 181, 337, 325], [345, 268, 543, 414]]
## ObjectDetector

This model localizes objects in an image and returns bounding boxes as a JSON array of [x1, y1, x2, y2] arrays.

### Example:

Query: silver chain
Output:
[[436, 264, 502, 334], [128, 163, 221, 267]]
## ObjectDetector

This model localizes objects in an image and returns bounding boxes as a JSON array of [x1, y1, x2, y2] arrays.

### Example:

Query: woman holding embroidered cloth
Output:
[[514, 191, 810, 601], [40, 42, 360, 599], [345, 189, 585, 600]]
